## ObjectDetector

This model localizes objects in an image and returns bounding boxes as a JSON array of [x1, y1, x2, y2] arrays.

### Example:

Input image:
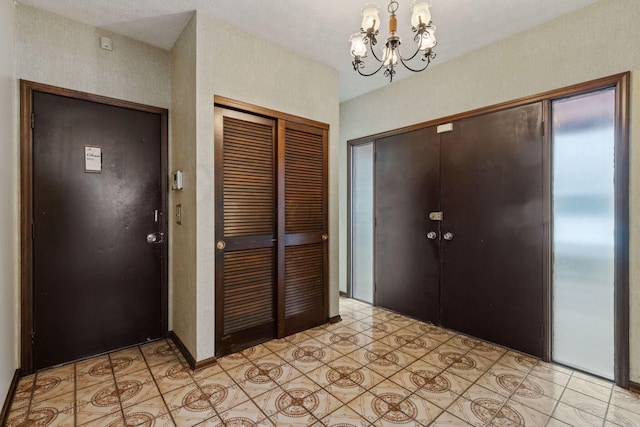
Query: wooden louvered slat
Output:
[[223, 248, 275, 334], [223, 116, 274, 237], [285, 128, 325, 234], [284, 243, 324, 318]]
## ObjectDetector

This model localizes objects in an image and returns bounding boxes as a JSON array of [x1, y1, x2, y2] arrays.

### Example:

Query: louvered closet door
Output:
[[214, 107, 277, 356], [279, 122, 329, 336]]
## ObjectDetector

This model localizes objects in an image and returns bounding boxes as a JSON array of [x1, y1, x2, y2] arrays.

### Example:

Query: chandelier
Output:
[[349, 0, 437, 82]]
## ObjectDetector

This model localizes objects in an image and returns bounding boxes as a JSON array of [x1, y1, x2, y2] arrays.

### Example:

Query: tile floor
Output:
[[5, 297, 640, 426]]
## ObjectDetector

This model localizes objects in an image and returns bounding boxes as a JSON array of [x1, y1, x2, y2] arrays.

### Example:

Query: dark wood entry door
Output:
[[440, 103, 544, 357], [375, 127, 441, 323], [32, 91, 166, 370], [214, 108, 277, 356]]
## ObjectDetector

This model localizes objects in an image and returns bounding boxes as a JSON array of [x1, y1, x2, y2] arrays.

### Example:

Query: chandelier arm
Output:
[[356, 62, 386, 77], [399, 56, 432, 73], [369, 45, 384, 63], [399, 44, 422, 62]]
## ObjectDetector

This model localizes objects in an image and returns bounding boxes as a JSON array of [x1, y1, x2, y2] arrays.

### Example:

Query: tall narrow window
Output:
[[552, 88, 615, 379], [350, 142, 374, 304]]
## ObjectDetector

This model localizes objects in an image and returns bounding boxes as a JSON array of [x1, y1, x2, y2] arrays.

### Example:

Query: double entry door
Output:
[[214, 106, 329, 357], [375, 102, 545, 357]]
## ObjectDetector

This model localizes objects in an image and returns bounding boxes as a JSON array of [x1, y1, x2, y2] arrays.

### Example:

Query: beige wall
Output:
[[188, 12, 341, 360], [340, 0, 640, 381], [0, 0, 18, 401], [15, 5, 171, 109], [170, 14, 197, 357]]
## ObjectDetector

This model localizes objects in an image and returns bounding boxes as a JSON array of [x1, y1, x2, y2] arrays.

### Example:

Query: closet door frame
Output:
[[346, 72, 629, 388], [214, 96, 330, 354]]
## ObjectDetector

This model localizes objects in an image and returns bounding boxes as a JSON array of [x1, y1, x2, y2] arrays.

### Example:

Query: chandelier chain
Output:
[[387, 0, 399, 14]]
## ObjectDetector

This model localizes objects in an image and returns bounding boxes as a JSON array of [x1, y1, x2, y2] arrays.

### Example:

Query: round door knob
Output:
[[322, 234, 328, 241], [443, 232, 454, 241], [146, 233, 157, 243], [426, 231, 437, 240], [216, 240, 226, 250]]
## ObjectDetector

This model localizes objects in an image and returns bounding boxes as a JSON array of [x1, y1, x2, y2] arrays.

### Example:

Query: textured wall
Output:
[[170, 14, 198, 357], [194, 12, 340, 360], [15, 5, 170, 109], [340, 0, 640, 381], [0, 0, 17, 403]]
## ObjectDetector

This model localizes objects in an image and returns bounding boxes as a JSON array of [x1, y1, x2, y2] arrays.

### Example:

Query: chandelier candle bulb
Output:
[[361, 3, 381, 31], [411, 1, 432, 28]]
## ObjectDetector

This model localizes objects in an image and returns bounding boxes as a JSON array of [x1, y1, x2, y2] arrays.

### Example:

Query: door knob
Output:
[[443, 232, 454, 241], [426, 231, 437, 240], [146, 232, 164, 243], [322, 234, 328, 241], [216, 240, 226, 250]]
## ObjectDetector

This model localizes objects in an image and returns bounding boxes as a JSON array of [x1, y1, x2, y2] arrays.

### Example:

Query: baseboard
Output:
[[329, 315, 342, 324], [168, 331, 217, 371], [1, 369, 21, 426], [630, 381, 640, 393]]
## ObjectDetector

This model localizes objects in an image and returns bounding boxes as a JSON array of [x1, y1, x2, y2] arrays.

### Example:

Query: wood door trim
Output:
[[541, 99, 552, 363], [348, 73, 630, 145], [214, 96, 330, 130], [276, 119, 286, 338], [614, 72, 630, 388], [20, 80, 169, 374]]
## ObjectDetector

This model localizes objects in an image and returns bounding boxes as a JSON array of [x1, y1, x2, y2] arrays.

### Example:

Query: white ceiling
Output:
[[17, 0, 601, 101]]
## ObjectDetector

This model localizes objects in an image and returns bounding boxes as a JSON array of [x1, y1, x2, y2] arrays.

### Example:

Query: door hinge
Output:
[[31, 113, 35, 129], [541, 121, 545, 137], [31, 223, 35, 240], [31, 331, 35, 345]]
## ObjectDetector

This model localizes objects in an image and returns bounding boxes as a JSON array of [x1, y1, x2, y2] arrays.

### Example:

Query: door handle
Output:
[[146, 232, 164, 243], [443, 232, 454, 241], [216, 240, 226, 250], [426, 231, 437, 240]]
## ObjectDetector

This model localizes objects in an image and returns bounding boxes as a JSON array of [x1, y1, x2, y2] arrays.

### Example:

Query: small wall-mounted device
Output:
[[172, 171, 183, 190], [100, 36, 113, 51]]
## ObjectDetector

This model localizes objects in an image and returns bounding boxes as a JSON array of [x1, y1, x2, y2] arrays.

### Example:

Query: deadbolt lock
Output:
[[146, 232, 164, 244], [429, 211, 443, 221]]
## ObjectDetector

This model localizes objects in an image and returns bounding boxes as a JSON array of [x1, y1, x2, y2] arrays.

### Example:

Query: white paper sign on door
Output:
[[84, 146, 102, 172]]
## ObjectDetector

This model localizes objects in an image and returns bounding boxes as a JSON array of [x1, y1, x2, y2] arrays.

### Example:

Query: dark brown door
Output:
[[440, 103, 544, 357], [374, 127, 441, 323], [280, 122, 329, 336], [32, 91, 166, 370], [214, 108, 277, 356]]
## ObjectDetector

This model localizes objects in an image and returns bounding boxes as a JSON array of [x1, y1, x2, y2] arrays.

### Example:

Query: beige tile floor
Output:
[[5, 297, 640, 426]]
